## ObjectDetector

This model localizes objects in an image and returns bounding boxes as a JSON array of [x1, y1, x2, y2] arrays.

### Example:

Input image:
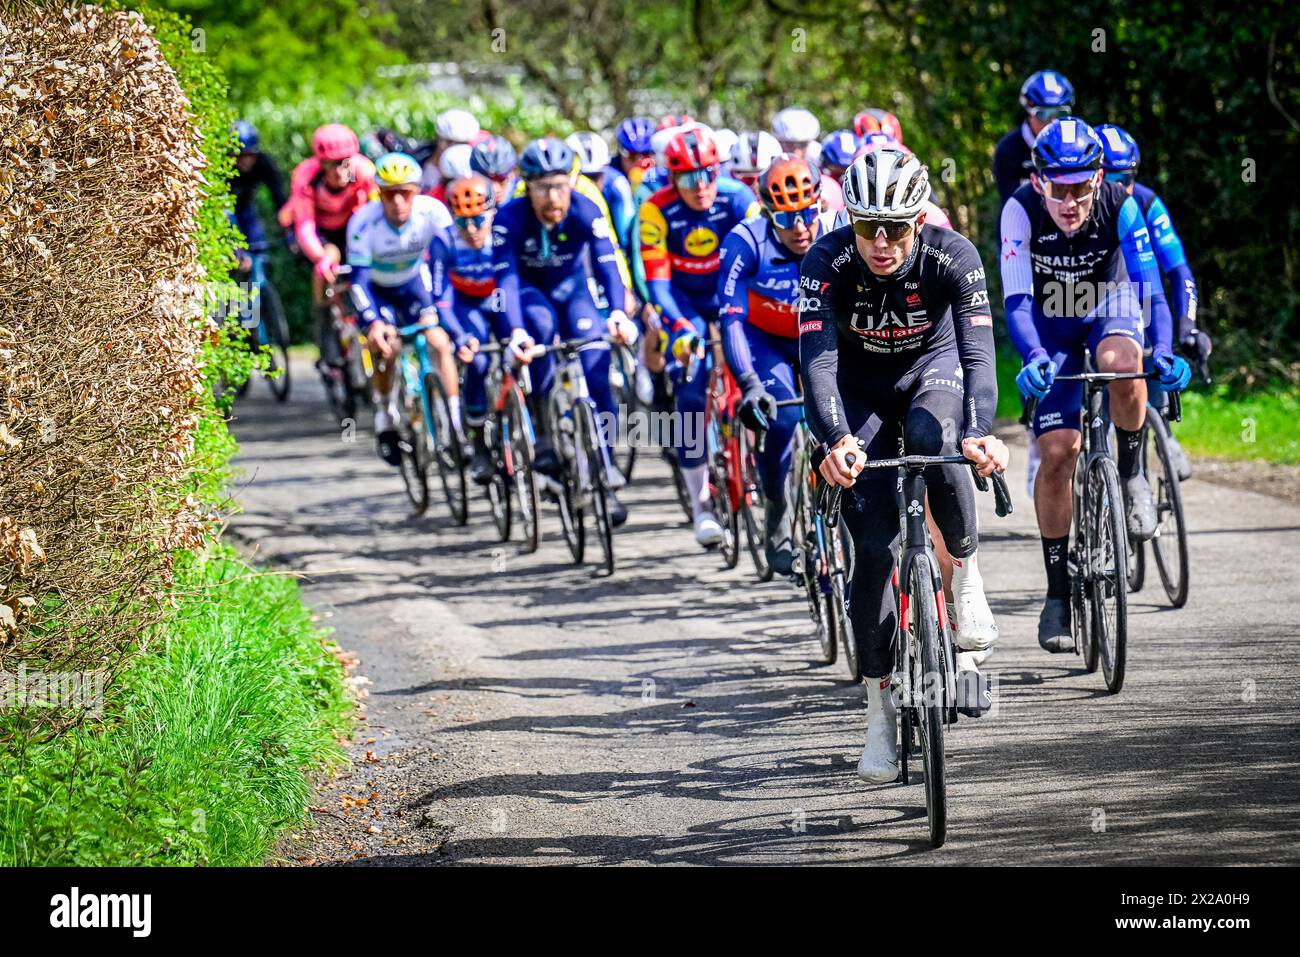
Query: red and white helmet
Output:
[[664, 128, 720, 173]]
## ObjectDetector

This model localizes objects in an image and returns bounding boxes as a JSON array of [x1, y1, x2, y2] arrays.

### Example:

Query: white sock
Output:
[[951, 551, 983, 596], [683, 464, 711, 518], [449, 394, 462, 431]]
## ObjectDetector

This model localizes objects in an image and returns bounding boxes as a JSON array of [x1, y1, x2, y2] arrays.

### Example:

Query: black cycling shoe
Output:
[[1037, 596, 1073, 653], [1124, 473, 1158, 541], [467, 428, 493, 486], [375, 429, 403, 467], [764, 497, 795, 577], [608, 492, 628, 528]]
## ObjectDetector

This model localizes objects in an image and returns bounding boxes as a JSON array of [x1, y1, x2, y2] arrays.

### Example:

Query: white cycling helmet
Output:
[[435, 108, 480, 144], [729, 130, 781, 175], [438, 143, 474, 182], [565, 131, 611, 174], [772, 107, 820, 145], [842, 146, 931, 220], [711, 128, 739, 165]]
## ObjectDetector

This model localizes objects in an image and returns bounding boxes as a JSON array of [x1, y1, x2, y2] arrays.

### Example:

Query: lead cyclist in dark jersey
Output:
[[799, 147, 1008, 785]]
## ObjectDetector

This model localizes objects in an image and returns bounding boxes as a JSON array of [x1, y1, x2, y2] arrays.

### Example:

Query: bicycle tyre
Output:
[[609, 343, 639, 482], [552, 393, 586, 564], [794, 469, 835, 665], [396, 372, 429, 516], [260, 280, 291, 402], [1147, 409, 1190, 607], [487, 407, 512, 542], [424, 372, 469, 526], [908, 558, 947, 848], [1088, 456, 1129, 694], [575, 399, 615, 576], [707, 418, 739, 569], [737, 427, 772, 582], [830, 522, 859, 681], [506, 385, 541, 554]]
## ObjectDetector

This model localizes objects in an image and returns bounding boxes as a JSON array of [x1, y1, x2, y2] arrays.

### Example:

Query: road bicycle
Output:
[[319, 265, 372, 425], [777, 398, 857, 678], [232, 254, 290, 402], [832, 451, 1011, 847], [539, 336, 620, 576], [1023, 358, 1169, 693], [394, 317, 467, 524], [479, 339, 542, 553], [608, 340, 642, 483]]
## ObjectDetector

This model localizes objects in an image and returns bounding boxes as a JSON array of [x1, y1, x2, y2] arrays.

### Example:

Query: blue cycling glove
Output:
[[1153, 350, 1192, 391], [1016, 354, 1058, 401]]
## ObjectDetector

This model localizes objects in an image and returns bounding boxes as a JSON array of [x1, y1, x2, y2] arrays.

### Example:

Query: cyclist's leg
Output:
[[518, 286, 559, 470], [558, 284, 615, 425]]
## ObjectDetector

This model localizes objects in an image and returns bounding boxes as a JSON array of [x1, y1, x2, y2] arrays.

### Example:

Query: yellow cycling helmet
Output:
[[374, 151, 422, 189]]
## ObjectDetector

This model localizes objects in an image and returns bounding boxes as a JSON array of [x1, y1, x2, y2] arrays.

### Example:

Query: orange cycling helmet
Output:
[[664, 128, 720, 173], [447, 174, 496, 218], [759, 155, 821, 211]]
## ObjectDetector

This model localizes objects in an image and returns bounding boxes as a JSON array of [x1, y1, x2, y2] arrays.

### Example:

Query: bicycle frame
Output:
[[397, 320, 443, 449]]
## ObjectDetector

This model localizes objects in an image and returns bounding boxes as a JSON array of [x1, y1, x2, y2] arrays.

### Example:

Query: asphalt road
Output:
[[230, 359, 1300, 865]]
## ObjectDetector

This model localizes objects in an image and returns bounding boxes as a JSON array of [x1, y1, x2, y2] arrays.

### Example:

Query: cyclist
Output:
[[853, 108, 904, 144], [639, 127, 759, 546], [1001, 117, 1192, 653], [718, 155, 822, 574], [729, 131, 782, 190], [470, 135, 519, 208], [344, 152, 456, 466], [712, 128, 740, 176], [492, 138, 639, 522], [422, 108, 480, 193], [1097, 122, 1208, 480], [772, 107, 821, 162], [430, 143, 474, 204], [994, 70, 1073, 203], [434, 175, 503, 485], [800, 147, 1006, 784], [230, 120, 288, 287], [285, 124, 377, 368]]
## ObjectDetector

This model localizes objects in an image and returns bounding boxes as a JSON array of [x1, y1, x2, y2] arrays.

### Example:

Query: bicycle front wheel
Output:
[[1087, 456, 1129, 693], [794, 473, 835, 665], [575, 399, 614, 576], [396, 372, 429, 516], [424, 372, 468, 526], [908, 557, 947, 848], [707, 419, 739, 569], [829, 521, 859, 682], [1147, 410, 1189, 607], [609, 343, 639, 482], [486, 408, 512, 542]]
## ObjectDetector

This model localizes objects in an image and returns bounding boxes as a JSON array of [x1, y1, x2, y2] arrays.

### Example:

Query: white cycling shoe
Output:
[[858, 677, 899, 784], [951, 552, 998, 663], [694, 512, 724, 548]]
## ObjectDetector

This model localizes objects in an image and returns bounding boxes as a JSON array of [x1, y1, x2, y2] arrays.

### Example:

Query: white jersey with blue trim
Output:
[[346, 194, 453, 287]]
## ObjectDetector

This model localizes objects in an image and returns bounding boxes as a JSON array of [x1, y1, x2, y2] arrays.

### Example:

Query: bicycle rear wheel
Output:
[[1147, 410, 1189, 607], [609, 343, 639, 482], [1088, 456, 1129, 693], [424, 372, 469, 526], [737, 427, 772, 582], [707, 418, 739, 569], [259, 280, 291, 402], [908, 557, 947, 848], [575, 399, 615, 576], [794, 472, 835, 665], [506, 385, 541, 554]]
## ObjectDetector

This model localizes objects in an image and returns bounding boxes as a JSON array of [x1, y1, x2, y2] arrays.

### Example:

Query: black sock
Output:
[[1042, 535, 1070, 598], [1115, 425, 1144, 479]]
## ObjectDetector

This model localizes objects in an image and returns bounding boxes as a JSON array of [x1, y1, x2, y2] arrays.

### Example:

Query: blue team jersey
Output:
[[602, 164, 637, 253], [490, 192, 625, 332], [717, 214, 803, 339]]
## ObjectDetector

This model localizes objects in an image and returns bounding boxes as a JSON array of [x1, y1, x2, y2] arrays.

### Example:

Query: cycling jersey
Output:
[[231, 152, 288, 255], [287, 155, 377, 264], [638, 178, 759, 326], [992, 121, 1035, 203], [799, 223, 997, 445], [1131, 181, 1198, 338], [512, 173, 633, 289], [718, 213, 811, 499], [1000, 179, 1174, 361], [346, 194, 451, 331]]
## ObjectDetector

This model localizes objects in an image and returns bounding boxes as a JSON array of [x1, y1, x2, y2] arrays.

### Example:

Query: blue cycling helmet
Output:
[[819, 129, 860, 169], [1019, 70, 1075, 110], [518, 137, 574, 180], [1096, 123, 1140, 171], [616, 117, 655, 154], [233, 119, 259, 153], [1032, 116, 1103, 183], [470, 135, 518, 179]]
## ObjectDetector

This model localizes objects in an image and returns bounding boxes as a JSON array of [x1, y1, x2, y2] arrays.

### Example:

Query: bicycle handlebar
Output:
[[1019, 370, 1181, 426], [820, 452, 1012, 521]]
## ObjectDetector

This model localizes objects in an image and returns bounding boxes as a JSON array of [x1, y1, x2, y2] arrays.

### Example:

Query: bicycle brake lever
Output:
[[971, 470, 990, 493], [1019, 396, 1038, 428], [1167, 389, 1182, 423], [991, 471, 1013, 517]]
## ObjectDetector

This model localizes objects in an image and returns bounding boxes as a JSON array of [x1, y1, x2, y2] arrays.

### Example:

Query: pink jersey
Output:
[[923, 199, 952, 230], [819, 174, 844, 212], [286, 155, 377, 262]]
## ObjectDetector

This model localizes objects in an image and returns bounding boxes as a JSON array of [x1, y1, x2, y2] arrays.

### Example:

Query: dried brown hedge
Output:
[[0, 1, 214, 712]]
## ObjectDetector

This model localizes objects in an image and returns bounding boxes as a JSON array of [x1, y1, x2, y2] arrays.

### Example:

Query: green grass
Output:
[[0, 547, 351, 866], [993, 345, 1300, 464]]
